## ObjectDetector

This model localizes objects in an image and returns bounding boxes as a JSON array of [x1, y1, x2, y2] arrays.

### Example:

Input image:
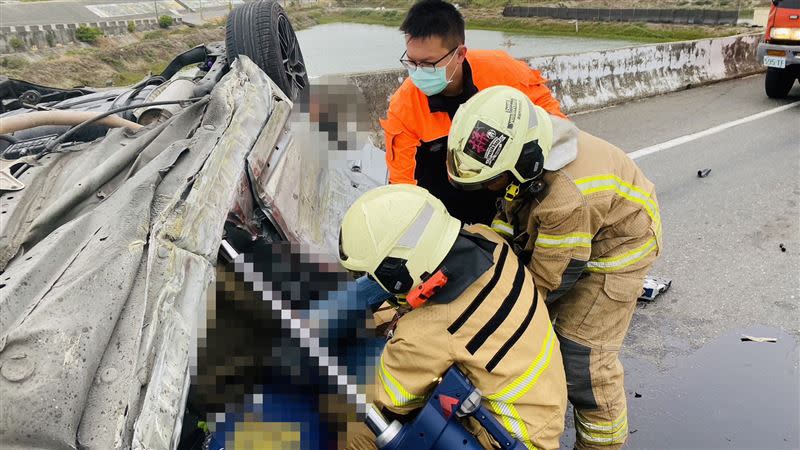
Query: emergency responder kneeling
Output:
[[339, 184, 567, 450], [446, 86, 662, 450]]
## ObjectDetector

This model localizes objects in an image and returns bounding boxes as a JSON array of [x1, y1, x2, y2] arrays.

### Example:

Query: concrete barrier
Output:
[[343, 33, 764, 143], [521, 33, 763, 113], [503, 6, 739, 25], [0, 17, 183, 54]]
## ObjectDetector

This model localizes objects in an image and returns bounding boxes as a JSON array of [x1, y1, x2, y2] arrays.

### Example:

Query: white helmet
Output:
[[446, 85, 554, 200], [338, 184, 461, 295]]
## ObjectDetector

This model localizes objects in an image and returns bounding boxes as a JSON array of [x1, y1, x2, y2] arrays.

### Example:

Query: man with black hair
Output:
[[382, 0, 565, 226]]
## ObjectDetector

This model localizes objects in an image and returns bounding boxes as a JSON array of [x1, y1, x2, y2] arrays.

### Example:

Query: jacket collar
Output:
[[428, 229, 496, 305], [426, 58, 478, 114], [543, 115, 579, 171]]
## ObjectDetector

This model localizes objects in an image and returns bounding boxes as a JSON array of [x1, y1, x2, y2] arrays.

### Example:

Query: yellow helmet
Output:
[[446, 85, 553, 199], [338, 184, 461, 295]]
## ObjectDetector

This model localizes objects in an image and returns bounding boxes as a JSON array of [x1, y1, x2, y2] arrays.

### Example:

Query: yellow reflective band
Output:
[[535, 232, 593, 249], [488, 324, 556, 404], [378, 355, 423, 407], [575, 409, 628, 445], [492, 219, 514, 238], [576, 424, 628, 445], [488, 400, 537, 450], [576, 408, 628, 432], [574, 174, 662, 237], [485, 324, 556, 449], [586, 237, 658, 273]]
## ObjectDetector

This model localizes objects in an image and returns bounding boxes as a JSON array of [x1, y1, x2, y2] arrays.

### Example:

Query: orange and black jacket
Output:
[[381, 49, 566, 225]]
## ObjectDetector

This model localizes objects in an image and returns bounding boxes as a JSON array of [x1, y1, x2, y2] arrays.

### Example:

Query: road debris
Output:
[[639, 276, 672, 301], [697, 168, 712, 178], [779, 243, 786, 252], [740, 335, 778, 343], [634, 392, 642, 398]]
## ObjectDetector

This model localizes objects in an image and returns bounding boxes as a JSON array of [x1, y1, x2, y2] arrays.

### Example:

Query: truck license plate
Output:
[[763, 55, 786, 69]]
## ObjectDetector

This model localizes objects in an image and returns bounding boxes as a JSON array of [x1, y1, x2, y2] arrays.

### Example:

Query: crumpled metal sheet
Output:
[[0, 158, 26, 192], [0, 56, 278, 450]]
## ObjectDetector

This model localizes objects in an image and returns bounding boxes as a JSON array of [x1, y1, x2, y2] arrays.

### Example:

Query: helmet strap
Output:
[[505, 177, 546, 203], [504, 182, 520, 201], [387, 295, 410, 310]]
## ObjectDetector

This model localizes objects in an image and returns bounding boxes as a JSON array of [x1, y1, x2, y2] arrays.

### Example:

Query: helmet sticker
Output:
[[505, 98, 521, 130], [464, 120, 509, 168]]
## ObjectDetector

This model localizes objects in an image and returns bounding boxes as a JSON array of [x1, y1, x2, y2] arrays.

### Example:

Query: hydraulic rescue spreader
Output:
[[365, 365, 527, 450]]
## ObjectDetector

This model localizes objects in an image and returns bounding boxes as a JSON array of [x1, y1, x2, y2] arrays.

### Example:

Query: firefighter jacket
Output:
[[494, 117, 662, 302], [374, 225, 567, 450], [380, 49, 566, 225]]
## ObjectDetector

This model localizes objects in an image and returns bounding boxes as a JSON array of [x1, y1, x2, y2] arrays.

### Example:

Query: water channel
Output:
[[296, 22, 637, 77]]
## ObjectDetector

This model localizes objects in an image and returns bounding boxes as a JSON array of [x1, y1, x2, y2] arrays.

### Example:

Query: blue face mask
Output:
[[408, 50, 458, 96]]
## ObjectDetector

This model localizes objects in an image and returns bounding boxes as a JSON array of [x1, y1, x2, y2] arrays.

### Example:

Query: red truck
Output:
[[757, 0, 800, 97]]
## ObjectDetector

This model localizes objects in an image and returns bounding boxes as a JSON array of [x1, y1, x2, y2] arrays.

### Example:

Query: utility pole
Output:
[[153, 0, 159, 20]]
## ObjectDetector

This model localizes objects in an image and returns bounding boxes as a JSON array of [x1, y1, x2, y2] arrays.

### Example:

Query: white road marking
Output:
[[628, 101, 800, 160]]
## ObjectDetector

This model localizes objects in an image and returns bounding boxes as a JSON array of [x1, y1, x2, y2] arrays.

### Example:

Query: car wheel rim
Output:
[[278, 14, 307, 100]]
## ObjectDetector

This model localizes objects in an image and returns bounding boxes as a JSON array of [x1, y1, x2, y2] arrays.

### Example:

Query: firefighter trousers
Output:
[[547, 261, 653, 450]]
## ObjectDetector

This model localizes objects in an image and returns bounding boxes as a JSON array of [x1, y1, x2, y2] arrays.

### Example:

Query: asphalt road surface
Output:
[[0, 0, 234, 26], [2, 1, 107, 26], [563, 74, 800, 449]]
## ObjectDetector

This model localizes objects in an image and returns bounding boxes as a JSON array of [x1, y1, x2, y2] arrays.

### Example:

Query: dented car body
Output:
[[0, 2, 387, 447]]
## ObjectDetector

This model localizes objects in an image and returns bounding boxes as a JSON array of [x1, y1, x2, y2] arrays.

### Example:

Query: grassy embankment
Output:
[[1, 23, 227, 87]]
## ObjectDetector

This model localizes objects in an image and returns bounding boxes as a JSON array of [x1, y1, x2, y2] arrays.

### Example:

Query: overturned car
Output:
[[0, 1, 387, 448]]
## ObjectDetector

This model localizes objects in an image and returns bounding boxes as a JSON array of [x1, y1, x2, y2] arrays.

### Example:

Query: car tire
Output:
[[225, 0, 309, 102], [764, 67, 795, 99]]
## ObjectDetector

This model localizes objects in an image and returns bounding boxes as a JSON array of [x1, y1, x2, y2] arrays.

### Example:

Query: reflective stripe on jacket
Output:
[[375, 225, 567, 450], [496, 131, 662, 298]]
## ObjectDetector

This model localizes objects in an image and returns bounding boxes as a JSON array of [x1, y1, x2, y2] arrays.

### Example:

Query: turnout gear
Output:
[[381, 49, 565, 225], [447, 87, 661, 450], [339, 184, 461, 295], [495, 131, 661, 295], [368, 226, 566, 450], [341, 186, 567, 450], [377, 226, 566, 450], [551, 269, 648, 449]]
